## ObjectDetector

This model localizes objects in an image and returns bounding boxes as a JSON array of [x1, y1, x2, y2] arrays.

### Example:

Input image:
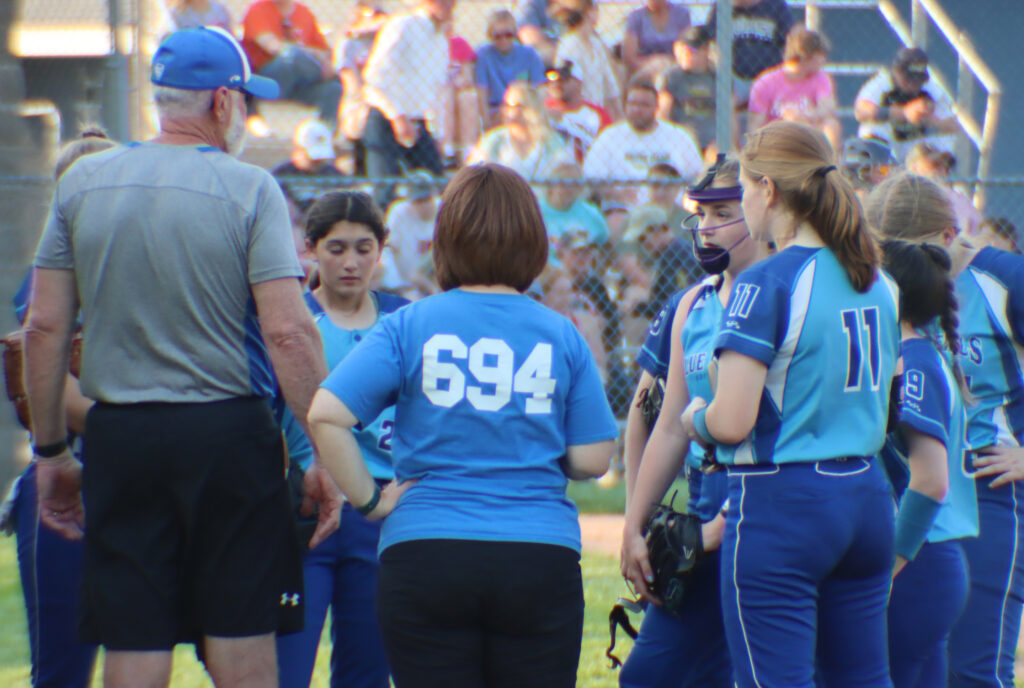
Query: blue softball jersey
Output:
[[277, 290, 408, 478], [955, 247, 1024, 449], [713, 246, 900, 465], [882, 336, 978, 542], [320, 289, 619, 554]]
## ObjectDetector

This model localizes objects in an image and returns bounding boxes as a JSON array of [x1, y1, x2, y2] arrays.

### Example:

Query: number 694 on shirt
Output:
[[422, 334, 557, 414]]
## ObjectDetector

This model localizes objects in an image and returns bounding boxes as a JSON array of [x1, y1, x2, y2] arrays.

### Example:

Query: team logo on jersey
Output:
[[280, 592, 301, 607], [152, 62, 165, 80], [728, 284, 760, 319]]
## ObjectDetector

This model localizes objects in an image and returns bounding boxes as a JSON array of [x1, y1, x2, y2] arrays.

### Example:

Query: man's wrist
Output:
[[33, 440, 68, 459]]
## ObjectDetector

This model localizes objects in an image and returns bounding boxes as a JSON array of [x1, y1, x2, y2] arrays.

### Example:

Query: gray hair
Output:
[[153, 85, 215, 120]]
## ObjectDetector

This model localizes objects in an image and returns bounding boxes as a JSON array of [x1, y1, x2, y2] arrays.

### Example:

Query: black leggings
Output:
[[377, 539, 584, 688]]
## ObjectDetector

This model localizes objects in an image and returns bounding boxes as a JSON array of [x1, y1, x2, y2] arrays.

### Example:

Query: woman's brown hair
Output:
[[740, 121, 878, 292], [433, 164, 549, 292], [865, 171, 956, 243]]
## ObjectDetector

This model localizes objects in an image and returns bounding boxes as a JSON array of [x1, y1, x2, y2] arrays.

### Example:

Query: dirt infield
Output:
[[581, 513, 625, 558]]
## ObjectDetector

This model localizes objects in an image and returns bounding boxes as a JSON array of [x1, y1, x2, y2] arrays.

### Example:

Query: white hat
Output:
[[293, 119, 334, 161]]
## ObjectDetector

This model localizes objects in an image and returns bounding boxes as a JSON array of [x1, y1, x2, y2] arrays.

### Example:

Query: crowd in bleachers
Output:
[[161, 0, 1018, 415]]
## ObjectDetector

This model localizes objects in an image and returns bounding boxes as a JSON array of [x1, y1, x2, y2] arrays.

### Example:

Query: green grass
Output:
[[0, 535, 636, 688]]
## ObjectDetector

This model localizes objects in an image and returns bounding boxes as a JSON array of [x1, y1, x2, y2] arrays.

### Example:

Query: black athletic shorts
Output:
[[78, 397, 304, 650]]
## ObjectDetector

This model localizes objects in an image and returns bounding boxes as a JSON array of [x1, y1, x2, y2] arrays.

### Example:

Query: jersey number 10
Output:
[[841, 306, 882, 392], [422, 334, 556, 414]]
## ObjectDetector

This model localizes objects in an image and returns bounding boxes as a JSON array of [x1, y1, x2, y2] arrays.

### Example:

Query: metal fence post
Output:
[[715, 0, 733, 155], [103, 0, 131, 142]]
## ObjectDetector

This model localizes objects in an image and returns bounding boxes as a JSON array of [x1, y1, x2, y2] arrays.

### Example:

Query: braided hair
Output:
[[881, 239, 969, 397]]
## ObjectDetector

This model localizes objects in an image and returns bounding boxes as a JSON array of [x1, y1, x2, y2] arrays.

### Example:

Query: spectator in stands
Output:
[[557, 231, 621, 355], [584, 78, 703, 204], [271, 118, 343, 211], [165, 0, 232, 32], [540, 160, 611, 253], [656, 25, 716, 153], [544, 60, 612, 163], [515, 0, 560, 66], [541, 267, 608, 380], [841, 136, 899, 203], [647, 161, 688, 230], [553, 0, 623, 121], [624, 204, 699, 318], [905, 142, 981, 236], [361, 0, 452, 187], [854, 46, 958, 161], [601, 198, 631, 246], [241, 0, 342, 133], [705, 0, 794, 107], [334, 1, 390, 172], [476, 10, 546, 128], [466, 82, 574, 182], [747, 26, 840, 151], [442, 26, 482, 164], [976, 217, 1019, 253], [622, 0, 691, 79], [381, 170, 439, 298]]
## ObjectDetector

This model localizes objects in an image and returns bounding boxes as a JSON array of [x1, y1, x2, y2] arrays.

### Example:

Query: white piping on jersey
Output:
[[994, 481, 1020, 688], [764, 259, 814, 417], [971, 268, 1024, 446], [733, 474, 765, 688], [993, 405, 1022, 450]]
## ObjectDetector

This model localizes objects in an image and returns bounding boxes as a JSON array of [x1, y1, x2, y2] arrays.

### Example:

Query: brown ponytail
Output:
[[740, 122, 878, 292]]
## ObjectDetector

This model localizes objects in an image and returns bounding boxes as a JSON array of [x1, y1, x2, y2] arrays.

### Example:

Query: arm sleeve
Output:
[[564, 327, 619, 445], [247, 174, 303, 284], [898, 362, 952, 446], [321, 318, 405, 425], [34, 189, 74, 270], [714, 270, 788, 365]]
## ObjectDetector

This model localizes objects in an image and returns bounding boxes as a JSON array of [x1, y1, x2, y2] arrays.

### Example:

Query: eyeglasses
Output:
[[492, 31, 516, 39]]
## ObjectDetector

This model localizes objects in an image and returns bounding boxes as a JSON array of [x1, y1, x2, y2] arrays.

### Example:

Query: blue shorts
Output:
[[276, 501, 389, 688], [12, 461, 98, 687], [949, 480, 1024, 687], [888, 539, 968, 688], [721, 458, 894, 688], [619, 552, 731, 688]]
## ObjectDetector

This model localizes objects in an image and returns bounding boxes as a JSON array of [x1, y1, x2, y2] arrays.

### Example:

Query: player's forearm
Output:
[[623, 376, 654, 507], [307, 392, 377, 507], [624, 420, 688, 534]]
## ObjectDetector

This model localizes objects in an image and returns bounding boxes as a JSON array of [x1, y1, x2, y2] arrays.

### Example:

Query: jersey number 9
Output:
[[422, 334, 557, 414]]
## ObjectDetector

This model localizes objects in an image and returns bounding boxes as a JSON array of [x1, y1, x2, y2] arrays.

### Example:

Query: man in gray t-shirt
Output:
[[25, 27, 334, 687]]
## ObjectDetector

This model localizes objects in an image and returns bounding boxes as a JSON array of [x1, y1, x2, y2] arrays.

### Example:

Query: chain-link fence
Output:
[[5, 0, 1024, 475]]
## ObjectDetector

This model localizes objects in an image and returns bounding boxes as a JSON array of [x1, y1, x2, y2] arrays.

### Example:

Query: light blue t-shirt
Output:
[[539, 197, 610, 249], [475, 43, 546, 106], [714, 246, 900, 465], [881, 336, 978, 542], [279, 291, 408, 478], [955, 247, 1024, 450], [320, 289, 618, 554]]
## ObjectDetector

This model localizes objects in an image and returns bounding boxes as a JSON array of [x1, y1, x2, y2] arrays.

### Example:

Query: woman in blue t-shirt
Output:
[[868, 172, 1024, 687], [679, 122, 901, 687], [307, 163, 619, 688], [877, 239, 977, 688]]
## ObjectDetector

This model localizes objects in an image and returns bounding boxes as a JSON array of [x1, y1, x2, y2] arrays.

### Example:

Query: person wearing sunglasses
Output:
[[475, 9, 546, 128]]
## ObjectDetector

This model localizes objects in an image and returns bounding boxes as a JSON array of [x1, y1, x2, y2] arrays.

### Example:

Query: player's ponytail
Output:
[[740, 122, 878, 292]]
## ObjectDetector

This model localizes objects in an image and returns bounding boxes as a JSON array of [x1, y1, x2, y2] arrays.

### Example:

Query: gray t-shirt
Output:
[[35, 143, 302, 404], [657, 66, 716, 151]]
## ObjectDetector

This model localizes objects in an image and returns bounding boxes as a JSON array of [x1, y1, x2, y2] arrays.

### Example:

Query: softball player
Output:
[[679, 122, 900, 688], [274, 191, 408, 688], [620, 158, 770, 688], [879, 240, 977, 688], [0, 131, 117, 688], [867, 172, 1024, 687]]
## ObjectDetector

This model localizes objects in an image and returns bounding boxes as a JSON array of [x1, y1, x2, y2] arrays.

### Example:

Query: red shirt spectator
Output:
[[242, 0, 330, 72]]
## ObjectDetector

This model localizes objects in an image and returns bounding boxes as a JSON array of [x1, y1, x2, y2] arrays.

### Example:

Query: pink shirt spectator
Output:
[[748, 65, 834, 124]]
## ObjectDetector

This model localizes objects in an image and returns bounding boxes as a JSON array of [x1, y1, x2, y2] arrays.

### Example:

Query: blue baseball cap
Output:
[[151, 26, 280, 100]]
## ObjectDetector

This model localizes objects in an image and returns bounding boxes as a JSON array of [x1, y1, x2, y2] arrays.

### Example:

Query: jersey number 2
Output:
[[422, 334, 556, 414], [841, 307, 881, 392]]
